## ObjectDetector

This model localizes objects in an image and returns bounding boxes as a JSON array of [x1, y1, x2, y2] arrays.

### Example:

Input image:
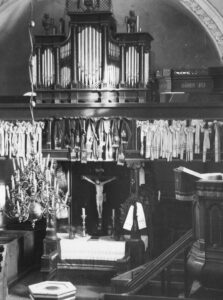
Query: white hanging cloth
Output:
[[136, 202, 147, 230], [123, 205, 134, 231]]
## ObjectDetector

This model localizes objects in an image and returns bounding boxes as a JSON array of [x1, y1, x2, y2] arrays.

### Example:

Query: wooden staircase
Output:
[[110, 230, 194, 298], [145, 253, 187, 297]]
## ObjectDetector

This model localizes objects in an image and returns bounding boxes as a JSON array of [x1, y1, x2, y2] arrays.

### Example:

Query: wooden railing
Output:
[[111, 229, 193, 296]]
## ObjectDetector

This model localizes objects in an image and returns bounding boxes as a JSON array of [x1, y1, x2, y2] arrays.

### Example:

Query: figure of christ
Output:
[[81, 175, 116, 219]]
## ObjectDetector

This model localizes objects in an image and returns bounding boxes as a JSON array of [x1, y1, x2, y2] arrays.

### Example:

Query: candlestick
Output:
[[112, 209, 115, 237], [81, 208, 87, 237]]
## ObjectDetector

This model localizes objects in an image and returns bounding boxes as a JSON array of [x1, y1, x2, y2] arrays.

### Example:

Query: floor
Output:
[[7, 269, 113, 300]]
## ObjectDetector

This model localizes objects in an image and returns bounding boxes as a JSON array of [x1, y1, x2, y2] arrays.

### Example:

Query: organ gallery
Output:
[[1, 0, 223, 299]]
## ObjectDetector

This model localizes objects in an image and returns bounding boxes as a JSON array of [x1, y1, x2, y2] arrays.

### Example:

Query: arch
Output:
[[179, 0, 223, 61]]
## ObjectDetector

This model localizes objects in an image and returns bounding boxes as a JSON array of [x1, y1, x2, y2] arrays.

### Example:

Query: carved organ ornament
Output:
[[32, 0, 153, 104]]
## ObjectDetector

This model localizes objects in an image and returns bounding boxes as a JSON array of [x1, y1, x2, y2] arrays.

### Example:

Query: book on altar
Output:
[[176, 167, 205, 179]]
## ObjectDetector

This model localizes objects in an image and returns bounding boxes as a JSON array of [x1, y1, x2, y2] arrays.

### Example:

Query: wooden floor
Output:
[[7, 268, 223, 300]]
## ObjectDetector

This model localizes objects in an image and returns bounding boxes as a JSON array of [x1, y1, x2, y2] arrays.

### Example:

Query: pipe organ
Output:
[[33, 0, 153, 103], [77, 25, 103, 88]]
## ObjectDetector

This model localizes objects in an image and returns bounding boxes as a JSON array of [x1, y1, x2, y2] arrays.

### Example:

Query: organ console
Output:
[[33, 0, 154, 104]]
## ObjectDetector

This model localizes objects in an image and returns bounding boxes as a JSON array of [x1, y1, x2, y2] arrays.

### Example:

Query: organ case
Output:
[[33, 0, 154, 104]]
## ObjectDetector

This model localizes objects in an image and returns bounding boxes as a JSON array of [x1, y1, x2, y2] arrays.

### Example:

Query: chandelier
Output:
[[5, 154, 69, 228]]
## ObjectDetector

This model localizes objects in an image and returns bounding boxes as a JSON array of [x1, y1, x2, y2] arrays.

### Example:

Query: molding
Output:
[[180, 0, 223, 61]]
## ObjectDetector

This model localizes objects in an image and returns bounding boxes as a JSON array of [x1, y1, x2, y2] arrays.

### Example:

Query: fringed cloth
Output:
[[59, 235, 126, 261]]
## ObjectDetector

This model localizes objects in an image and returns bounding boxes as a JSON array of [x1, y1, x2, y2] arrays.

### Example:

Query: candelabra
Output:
[[5, 153, 69, 228]]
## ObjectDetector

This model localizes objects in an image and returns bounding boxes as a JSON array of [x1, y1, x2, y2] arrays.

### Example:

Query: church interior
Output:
[[1, 0, 223, 299]]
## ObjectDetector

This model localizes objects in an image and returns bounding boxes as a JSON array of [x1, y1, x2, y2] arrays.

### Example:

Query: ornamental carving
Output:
[[180, 0, 223, 60]]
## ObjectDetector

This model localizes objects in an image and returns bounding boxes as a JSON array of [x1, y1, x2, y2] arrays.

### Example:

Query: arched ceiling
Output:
[[168, 0, 223, 61]]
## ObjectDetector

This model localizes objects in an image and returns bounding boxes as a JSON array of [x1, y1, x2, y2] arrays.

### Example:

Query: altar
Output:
[[56, 233, 146, 274], [57, 233, 130, 273]]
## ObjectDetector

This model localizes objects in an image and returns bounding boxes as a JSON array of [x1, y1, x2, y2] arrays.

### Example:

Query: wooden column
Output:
[[126, 161, 142, 196]]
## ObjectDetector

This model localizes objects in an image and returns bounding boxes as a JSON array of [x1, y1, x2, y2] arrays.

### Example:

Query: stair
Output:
[[136, 252, 186, 298]]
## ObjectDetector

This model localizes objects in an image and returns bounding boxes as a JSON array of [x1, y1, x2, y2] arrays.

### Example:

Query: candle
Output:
[[64, 191, 69, 203], [56, 183, 59, 195], [46, 154, 50, 168], [50, 158, 54, 172], [0, 183, 6, 210], [6, 185, 10, 199], [21, 191, 24, 202], [20, 157, 24, 171], [52, 195, 55, 208], [17, 201, 21, 214], [82, 207, 85, 216], [46, 184, 49, 198], [12, 158, 16, 173], [16, 170, 20, 182], [11, 175, 15, 190]]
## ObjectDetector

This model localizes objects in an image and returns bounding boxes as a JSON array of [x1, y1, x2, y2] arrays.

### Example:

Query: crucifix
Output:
[[81, 175, 116, 220]]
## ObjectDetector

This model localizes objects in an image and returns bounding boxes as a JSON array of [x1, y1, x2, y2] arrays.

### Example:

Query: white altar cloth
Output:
[[58, 235, 126, 261]]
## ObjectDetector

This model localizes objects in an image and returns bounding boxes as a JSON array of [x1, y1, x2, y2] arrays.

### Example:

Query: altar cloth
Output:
[[59, 237, 126, 261]]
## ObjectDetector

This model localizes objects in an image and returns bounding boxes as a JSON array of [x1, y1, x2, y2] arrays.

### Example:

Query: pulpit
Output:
[[187, 173, 223, 290]]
